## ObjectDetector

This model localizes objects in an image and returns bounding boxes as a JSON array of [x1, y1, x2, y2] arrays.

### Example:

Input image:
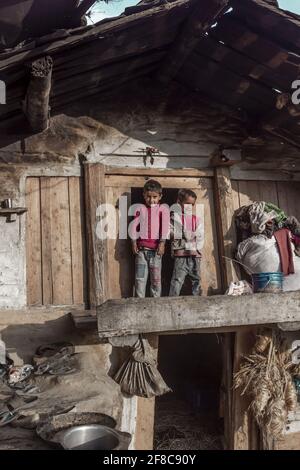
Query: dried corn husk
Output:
[[234, 329, 298, 440], [285, 378, 298, 412], [265, 399, 287, 438], [254, 332, 272, 354]]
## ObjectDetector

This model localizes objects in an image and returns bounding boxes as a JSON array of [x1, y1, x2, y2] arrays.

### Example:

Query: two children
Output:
[[131, 180, 202, 298]]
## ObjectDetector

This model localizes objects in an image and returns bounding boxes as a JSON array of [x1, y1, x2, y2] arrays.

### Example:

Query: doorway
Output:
[[131, 187, 202, 297], [105, 172, 221, 299], [154, 334, 224, 450]]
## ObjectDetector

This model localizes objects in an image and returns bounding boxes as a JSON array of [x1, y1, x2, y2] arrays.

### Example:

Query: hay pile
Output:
[[154, 399, 222, 450], [234, 329, 299, 439]]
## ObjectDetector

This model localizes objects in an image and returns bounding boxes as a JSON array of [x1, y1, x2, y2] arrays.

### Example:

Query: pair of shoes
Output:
[[8, 365, 34, 385]]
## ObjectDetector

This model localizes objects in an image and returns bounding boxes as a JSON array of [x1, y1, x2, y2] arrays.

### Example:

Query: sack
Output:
[[236, 235, 281, 274]]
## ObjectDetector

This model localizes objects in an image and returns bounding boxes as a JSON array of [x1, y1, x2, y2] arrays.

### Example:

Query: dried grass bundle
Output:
[[254, 332, 272, 354], [234, 329, 298, 439], [285, 378, 298, 412]]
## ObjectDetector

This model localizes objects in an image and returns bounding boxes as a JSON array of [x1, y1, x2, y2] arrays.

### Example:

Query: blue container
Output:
[[251, 272, 283, 293]]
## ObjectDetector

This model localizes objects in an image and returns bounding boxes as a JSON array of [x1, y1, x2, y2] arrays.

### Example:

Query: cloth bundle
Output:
[[235, 201, 300, 277]]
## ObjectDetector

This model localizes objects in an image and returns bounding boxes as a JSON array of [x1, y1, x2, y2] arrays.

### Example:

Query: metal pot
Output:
[[61, 424, 121, 450]]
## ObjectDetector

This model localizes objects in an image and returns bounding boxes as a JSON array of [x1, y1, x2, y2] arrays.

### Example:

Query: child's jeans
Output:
[[135, 249, 162, 298], [169, 257, 201, 296]]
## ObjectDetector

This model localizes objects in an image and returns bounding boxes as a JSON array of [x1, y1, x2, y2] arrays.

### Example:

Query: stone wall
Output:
[[0, 170, 25, 308]]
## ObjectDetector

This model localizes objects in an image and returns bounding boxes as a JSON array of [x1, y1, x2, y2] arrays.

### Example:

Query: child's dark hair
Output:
[[143, 179, 162, 195], [177, 189, 197, 203]]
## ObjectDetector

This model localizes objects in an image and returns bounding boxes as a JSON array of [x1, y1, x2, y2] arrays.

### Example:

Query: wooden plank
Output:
[[97, 291, 300, 338], [213, 167, 237, 449], [277, 182, 300, 221], [232, 328, 257, 450], [214, 167, 238, 288], [40, 177, 53, 304], [68, 177, 85, 305], [222, 333, 234, 450], [231, 169, 300, 182], [193, 181, 221, 296], [105, 186, 133, 299], [25, 177, 42, 306], [49, 178, 73, 305], [52, 51, 165, 96], [104, 175, 212, 189], [231, 180, 240, 211], [0, 0, 191, 72], [275, 432, 300, 450], [104, 166, 213, 177], [84, 163, 108, 308], [237, 180, 278, 207], [238, 180, 261, 206], [134, 334, 158, 450], [158, 0, 229, 84]]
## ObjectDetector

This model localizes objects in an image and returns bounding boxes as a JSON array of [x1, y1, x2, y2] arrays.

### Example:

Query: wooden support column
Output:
[[214, 166, 260, 450], [84, 163, 108, 308], [23, 56, 53, 132], [214, 166, 236, 449], [158, 0, 229, 84], [232, 328, 258, 450], [134, 334, 159, 450], [214, 166, 238, 289]]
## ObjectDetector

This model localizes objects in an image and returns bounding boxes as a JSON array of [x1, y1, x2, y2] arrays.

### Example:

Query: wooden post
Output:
[[134, 334, 159, 450], [214, 166, 238, 289], [83, 163, 108, 308], [231, 328, 258, 450], [214, 166, 258, 450], [214, 166, 236, 449], [23, 56, 53, 132]]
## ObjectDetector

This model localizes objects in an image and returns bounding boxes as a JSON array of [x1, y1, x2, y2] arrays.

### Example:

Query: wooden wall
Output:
[[232, 180, 300, 220], [26, 177, 86, 306]]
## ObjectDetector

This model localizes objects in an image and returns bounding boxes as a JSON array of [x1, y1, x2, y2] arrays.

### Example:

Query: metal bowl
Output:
[[36, 412, 116, 443], [61, 424, 120, 450]]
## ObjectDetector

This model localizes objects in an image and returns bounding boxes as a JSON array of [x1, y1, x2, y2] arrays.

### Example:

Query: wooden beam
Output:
[[83, 163, 108, 308], [232, 328, 258, 450], [158, 0, 229, 84], [214, 166, 238, 290], [74, 0, 97, 20], [214, 166, 259, 450], [263, 126, 300, 151], [23, 56, 53, 132], [104, 166, 213, 178], [97, 291, 300, 338], [0, 0, 191, 72], [213, 166, 237, 450]]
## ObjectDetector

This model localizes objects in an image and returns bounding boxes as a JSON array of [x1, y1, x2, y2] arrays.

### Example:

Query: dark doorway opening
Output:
[[131, 187, 197, 296], [154, 334, 224, 450]]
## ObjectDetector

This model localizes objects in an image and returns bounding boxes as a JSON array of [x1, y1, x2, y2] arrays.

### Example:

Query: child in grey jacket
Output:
[[169, 189, 203, 296]]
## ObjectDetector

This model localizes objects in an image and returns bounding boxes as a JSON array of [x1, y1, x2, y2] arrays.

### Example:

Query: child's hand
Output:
[[132, 241, 139, 255], [157, 242, 165, 256]]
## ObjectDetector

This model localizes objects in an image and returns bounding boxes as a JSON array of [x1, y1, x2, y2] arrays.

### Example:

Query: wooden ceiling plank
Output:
[[158, 0, 229, 84]]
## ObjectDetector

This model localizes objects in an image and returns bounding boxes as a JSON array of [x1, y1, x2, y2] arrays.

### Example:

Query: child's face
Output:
[[143, 190, 162, 207], [179, 196, 196, 214]]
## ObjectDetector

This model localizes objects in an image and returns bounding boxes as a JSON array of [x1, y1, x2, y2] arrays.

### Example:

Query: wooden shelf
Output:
[[0, 207, 27, 216]]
